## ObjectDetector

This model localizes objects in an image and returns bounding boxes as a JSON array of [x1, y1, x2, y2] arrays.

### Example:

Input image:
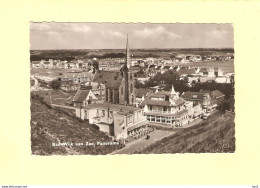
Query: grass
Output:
[[31, 93, 123, 155], [33, 90, 75, 106], [31, 68, 83, 79], [139, 112, 235, 154]]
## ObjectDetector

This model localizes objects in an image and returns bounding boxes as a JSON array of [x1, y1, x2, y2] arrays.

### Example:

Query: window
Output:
[[101, 110, 105, 117], [149, 105, 153, 111], [130, 84, 133, 93], [163, 106, 167, 112]]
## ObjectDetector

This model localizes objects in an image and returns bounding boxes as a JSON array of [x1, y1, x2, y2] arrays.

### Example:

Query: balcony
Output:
[[148, 110, 171, 113]]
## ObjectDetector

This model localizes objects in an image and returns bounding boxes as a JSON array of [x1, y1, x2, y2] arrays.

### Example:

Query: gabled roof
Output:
[[211, 90, 225, 98], [200, 89, 211, 94], [73, 90, 90, 102], [182, 91, 206, 100], [179, 69, 196, 75], [135, 88, 152, 98]]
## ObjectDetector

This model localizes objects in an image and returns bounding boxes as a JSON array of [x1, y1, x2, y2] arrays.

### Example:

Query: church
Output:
[[93, 35, 136, 106], [76, 35, 149, 142]]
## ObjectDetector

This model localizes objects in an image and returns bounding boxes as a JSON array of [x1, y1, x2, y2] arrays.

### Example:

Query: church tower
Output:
[[120, 34, 136, 105]]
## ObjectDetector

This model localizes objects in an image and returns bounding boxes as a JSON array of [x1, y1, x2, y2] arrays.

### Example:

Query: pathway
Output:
[[51, 103, 77, 110]]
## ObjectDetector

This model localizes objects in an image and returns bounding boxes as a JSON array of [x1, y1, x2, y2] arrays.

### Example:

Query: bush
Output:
[[49, 79, 61, 90]]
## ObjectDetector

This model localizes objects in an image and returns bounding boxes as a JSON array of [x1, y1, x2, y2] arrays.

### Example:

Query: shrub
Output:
[[49, 79, 61, 90]]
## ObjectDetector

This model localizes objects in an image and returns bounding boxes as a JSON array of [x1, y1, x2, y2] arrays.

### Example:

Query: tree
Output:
[[49, 79, 61, 90]]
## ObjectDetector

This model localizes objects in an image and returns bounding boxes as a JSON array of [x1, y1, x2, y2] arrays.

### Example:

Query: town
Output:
[[30, 35, 235, 155]]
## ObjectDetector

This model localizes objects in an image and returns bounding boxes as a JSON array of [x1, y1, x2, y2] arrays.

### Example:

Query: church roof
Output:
[[135, 88, 152, 98], [93, 71, 123, 89]]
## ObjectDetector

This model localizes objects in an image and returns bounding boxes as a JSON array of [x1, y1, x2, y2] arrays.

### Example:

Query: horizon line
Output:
[[30, 47, 234, 51]]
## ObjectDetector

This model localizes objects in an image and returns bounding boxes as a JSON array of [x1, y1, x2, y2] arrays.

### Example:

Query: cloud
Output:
[[70, 25, 92, 33], [30, 22, 52, 31], [101, 30, 124, 38], [133, 26, 181, 39], [206, 28, 232, 39]]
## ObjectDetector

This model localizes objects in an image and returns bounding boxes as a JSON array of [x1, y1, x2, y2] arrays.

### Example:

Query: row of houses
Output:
[[31, 59, 94, 70]]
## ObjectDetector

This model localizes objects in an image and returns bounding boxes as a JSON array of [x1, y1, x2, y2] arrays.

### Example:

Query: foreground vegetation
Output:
[[31, 93, 122, 155], [139, 112, 235, 154]]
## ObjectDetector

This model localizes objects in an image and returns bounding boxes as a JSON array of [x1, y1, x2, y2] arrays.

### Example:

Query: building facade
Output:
[[141, 86, 190, 127], [76, 103, 149, 141]]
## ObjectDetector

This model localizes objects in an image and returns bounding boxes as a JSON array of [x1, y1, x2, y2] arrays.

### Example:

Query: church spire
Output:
[[126, 34, 130, 68]]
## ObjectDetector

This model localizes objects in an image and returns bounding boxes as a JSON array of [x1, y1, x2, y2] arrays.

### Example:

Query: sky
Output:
[[30, 23, 234, 50]]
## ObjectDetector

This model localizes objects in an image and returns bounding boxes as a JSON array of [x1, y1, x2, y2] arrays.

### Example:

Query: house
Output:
[[80, 81, 106, 100], [73, 89, 98, 107], [215, 76, 231, 83], [60, 80, 78, 92], [60, 72, 93, 84], [42, 61, 53, 69], [141, 86, 190, 127], [135, 88, 153, 107], [76, 103, 149, 142], [199, 67, 215, 77], [179, 68, 196, 77], [214, 67, 224, 77], [182, 91, 212, 110], [199, 76, 216, 83], [200, 89, 225, 108], [31, 61, 41, 68]]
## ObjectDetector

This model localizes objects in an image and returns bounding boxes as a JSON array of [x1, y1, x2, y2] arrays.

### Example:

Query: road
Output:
[[51, 104, 77, 110], [30, 74, 39, 91]]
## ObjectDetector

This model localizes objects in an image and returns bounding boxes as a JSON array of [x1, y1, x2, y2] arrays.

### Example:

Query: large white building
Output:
[[141, 86, 203, 127], [76, 103, 149, 141]]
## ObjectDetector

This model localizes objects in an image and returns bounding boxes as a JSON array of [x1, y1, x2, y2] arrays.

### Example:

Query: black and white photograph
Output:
[[30, 23, 235, 155]]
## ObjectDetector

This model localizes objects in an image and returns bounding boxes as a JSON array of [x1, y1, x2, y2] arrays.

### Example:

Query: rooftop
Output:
[[93, 71, 123, 89], [83, 102, 140, 113], [73, 90, 90, 102]]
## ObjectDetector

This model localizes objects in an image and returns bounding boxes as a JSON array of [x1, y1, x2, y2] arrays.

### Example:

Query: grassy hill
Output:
[[139, 112, 235, 154], [31, 93, 122, 155]]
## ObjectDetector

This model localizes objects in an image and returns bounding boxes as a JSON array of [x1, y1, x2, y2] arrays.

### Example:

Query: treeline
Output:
[[30, 55, 76, 61]]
